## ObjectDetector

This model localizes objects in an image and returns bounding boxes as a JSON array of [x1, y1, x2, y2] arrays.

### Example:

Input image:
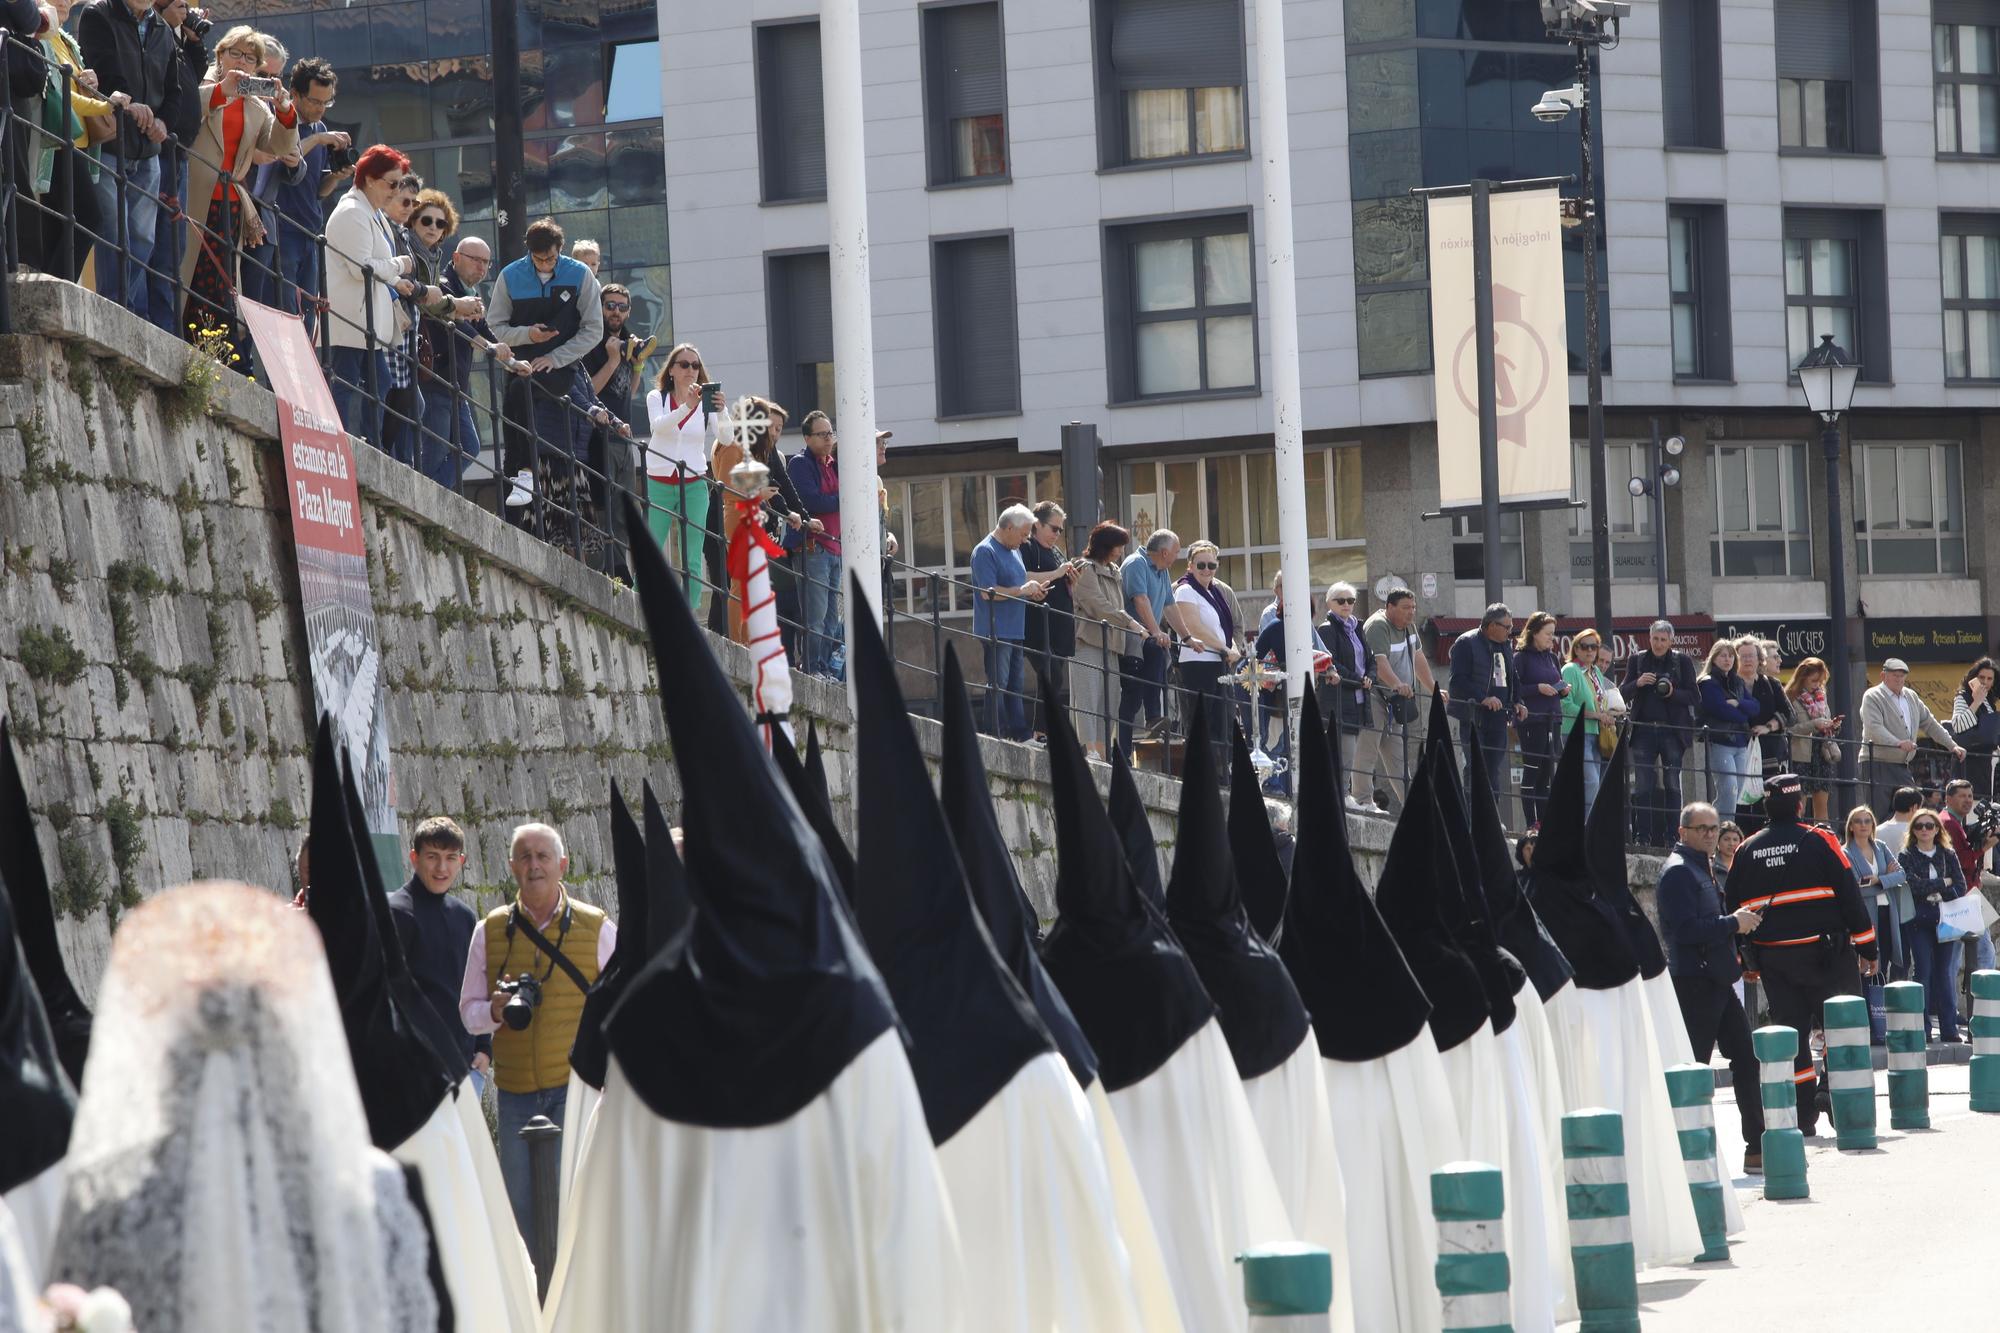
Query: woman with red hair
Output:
[[323, 145, 421, 444]]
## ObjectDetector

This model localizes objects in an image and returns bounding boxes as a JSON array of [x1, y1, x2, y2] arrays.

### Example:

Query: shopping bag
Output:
[[1938, 893, 1984, 941]]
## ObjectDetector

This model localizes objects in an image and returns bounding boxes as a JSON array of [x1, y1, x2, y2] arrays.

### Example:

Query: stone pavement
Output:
[[1593, 1064, 1994, 1330]]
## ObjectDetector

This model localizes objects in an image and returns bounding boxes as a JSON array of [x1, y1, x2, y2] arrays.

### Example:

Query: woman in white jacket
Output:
[[324, 145, 419, 445]]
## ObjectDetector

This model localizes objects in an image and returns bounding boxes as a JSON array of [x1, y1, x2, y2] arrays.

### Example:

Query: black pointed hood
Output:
[[1373, 752, 1492, 1051], [1420, 701, 1521, 1034], [640, 783, 694, 954], [1164, 706, 1312, 1079], [569, 782, 649, 1092], [603, 494, 896, 1127], [0, 817, 74, 1194], [1586, 727, 1666, 978], [1037, 667, 1215, 1092], [1107, 746, 1167, 909], [1465, 720, 1573, 1000], [0, 718, 90, 1086], [803, 719, 834, 819], [306, 716, 455, 1150], [937, 648, 1099, 1090], [771, 722, 856, 909], [1522, 715, 1639, 989], [849, 577, 1054, 1143], [1227, 721, 1289, 941], [1278, 689, 1433, 1062]]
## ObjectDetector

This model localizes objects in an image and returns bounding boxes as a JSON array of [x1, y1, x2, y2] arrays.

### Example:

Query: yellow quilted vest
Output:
[[482, 892, 605, 1094]]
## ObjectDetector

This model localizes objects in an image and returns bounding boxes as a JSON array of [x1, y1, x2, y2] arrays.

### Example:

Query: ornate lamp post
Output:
[[1796, 333, 1861, 789]]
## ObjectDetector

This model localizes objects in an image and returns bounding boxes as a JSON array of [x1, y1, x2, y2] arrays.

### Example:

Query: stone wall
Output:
[[0, 277, 1651, 1002]]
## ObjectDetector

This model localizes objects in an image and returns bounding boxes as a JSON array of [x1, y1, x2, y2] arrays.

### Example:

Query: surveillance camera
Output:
[[1541, 0, 1631, 23], [1533, 93, 1571, 123]]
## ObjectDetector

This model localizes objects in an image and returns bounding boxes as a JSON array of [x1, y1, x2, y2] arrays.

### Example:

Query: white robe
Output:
[[934, 1053, 1149, 1333], [1319, 1028, 1464, 1333], [1241, 1032, 1354, 1333], [557, 1072, 601, 1214], [0, 1197, 39, 1333], [1, 1161, 62, 1290], [391, 1091, 540, 1333], [1508, 986, 1580, 1322], [541, 1029, 964, 1333], [1640, 970, 1746, 1236], [1541, 981, 1702, 1268], [1106, 1019, 1295, 1333], [1082, 1081, 1186, 1333]]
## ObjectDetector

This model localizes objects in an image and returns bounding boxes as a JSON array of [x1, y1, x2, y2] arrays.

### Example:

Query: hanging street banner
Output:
[[238, 297, 401, 879], [1426, 186, 1573, 511]]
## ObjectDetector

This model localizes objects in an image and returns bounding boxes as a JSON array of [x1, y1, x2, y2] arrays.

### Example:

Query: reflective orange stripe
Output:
[[1741, 887, 1838, 912], [1793, 1069, 1818, 1084], [1852, 929, 1877, 945], [1762, 934, 1826, 948]]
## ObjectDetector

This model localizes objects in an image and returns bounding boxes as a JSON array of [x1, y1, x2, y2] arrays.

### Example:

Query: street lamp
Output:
[[1627, 424, 1684, 619], [1796, 333, 1861, 790], [1533, 0, 1625, 644]]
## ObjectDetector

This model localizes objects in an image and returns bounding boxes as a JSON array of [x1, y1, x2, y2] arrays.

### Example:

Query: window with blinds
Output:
[[922, 2, 1008, 186], [1773, 0, 1878, 152], [933, 234, 1021, 417], [1092, 0, 1247, 167], [766, 250, 835, 419], [1661, 0, 1723, 149], [755, 20, 827, 202]]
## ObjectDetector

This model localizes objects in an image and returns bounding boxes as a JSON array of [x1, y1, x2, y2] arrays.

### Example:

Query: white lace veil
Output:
[[50, 883, 440, 1333]]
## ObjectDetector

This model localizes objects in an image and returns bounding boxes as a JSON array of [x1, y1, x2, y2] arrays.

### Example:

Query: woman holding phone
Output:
[[1899, 810, 1967, 1042], [1843, 807, 1906, 982], [643, 343, 718, 603]]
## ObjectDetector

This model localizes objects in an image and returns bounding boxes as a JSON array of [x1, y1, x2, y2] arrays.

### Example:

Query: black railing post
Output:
[[985, 599, 1000, 737], [58, 74, 73, 279], [1100, 622, 1113, 758], [520, 1115, 561, 1298], [361, 268, 379, 437]]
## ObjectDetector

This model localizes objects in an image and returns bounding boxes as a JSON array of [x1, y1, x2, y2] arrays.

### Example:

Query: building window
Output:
[[1935, 18, 2000, 155], [885, 467, 1067, 614], [1120, 448, 1366, 595], [1103, 213, 1257, 402], [1709, 443, 1812, 578], [1451, 510, 1525, 587], [922, 2, 1008, 185], [932, 233, 1021, 418], [1569, 440, 1660, 582], [1662, 0, 1723, 149], [1942, 215, 2000, 379], [1775, 0, 1878, 153], [1784, 209, 1887, 379], [1668, 204, 1732, 380], [766, 250, 834, 420], [755, 20, 826, 203], [1093, 0, 1247, 169], [1852, 442, 1968, 575]]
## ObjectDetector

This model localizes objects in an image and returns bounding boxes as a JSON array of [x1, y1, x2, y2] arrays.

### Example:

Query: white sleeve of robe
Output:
[[391, 1093, 540, 1333], [0, 1161, 62, 1291], [542, 1029, 964, 1333], [1640, 970, 1746, 1237], [1241, 1031, 1354, 1333], [1083, 1080, 1187, 1333]]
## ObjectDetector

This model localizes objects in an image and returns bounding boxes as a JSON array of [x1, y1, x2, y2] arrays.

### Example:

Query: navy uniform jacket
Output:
[[1656, 843, 1740, 981], [1723, 818, 1879, 962]]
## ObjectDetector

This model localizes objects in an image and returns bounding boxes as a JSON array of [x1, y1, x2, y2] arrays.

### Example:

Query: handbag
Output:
[[1938, 892, 1984, 941]]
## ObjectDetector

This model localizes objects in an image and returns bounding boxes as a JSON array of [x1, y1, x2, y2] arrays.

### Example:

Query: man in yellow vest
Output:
[[459, 821, 617, 1239]]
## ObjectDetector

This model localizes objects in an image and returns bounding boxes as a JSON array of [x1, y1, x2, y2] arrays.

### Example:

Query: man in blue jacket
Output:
[[1448, 602, 1525, 806], [1658, 799, 1766, 1168]]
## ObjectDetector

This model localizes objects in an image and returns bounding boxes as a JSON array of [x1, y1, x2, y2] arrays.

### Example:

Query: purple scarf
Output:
[[1176, 572, 1235, 648]]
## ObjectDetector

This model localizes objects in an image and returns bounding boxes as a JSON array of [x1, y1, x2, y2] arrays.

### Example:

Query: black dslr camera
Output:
[[184, 6, 213, 38], [1967, 799, 2000, 845], [496, 973, 543, 1031], [326, 142, 358, 173]]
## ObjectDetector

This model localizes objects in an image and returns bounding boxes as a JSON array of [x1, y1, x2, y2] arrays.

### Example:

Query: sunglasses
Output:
[[414, 215, 446, 228], [1685, 823, 1719, 834], [1045, 524, 1064, 533], [807, 429, 835, 440], [672, 358, 700, 370], [1913, 822, 1942, 832], [604, 301, 630, 312], [1331, 596, 1356, 604], [1192, 561, 1218, 571]]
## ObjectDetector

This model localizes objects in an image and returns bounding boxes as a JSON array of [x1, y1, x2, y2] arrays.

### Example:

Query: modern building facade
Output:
[[665, 0, 2000, 700]]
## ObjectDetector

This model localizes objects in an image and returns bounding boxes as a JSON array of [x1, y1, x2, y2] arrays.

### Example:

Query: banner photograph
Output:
[[1426, 186, 1572, 511]]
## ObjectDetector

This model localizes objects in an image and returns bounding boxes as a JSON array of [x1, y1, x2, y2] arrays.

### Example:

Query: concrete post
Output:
[[1971, 969, 2000, 1113], [1822, 994, 1877, 1150], [1662, 1063, 1728, 1263], [1883, 979, 1930, 1129], [1433, 1161, 1512, 1333], [1754, 1025, 1809, 1199], [1237, 1242, 1332, 1331], [1560, 1108, 1638, 1333]]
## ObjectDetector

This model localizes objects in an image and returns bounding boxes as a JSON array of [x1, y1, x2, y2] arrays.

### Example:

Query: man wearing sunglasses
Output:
[[581, 284, 638, 429]]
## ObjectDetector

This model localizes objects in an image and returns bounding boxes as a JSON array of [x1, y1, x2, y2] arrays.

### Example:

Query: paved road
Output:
[[1592, 1064, 1991, 1331]]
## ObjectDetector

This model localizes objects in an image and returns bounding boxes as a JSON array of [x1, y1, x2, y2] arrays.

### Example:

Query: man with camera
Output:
[[1622, 619, 1699, 846], [458, 821, 617, 1240]]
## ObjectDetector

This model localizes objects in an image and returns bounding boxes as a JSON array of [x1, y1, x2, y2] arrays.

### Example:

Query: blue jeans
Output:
[[1708, 740, 1755, 817], [142, 153, 186, 334], [277, 223, 320, 328], [800, 548, 842, 675], [495, 1083, 568, 1242], [1458, 713, 1509, 805], [94, 152, 162, 326], [985, 637, 1028, 740], [1957, 923, 1996, 998], [384, 382, 424, 469], [329, 347, 388, 445], [419, 383, 475, 490], [1116, 639, 1168, 753], [239, 229, 277, 309], [1582, 745, 1605, 812], [1904, 922, 1960, 1042], [1629, 724, 1688, 845]]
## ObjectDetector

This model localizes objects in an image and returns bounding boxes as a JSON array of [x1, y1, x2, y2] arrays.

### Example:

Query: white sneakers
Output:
[[1345, 794, 1386, 815], [504, 469, 535, 507]]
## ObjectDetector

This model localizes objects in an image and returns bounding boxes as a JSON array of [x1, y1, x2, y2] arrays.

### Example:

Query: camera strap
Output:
[[510, 905, 593, 994]]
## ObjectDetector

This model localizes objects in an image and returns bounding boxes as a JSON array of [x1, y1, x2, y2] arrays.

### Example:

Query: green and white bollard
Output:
[[1972, 970, 2000, 1114], [1662, 1063, 1729, 1263], [1754, 1025, 1809, 1199], [1433, 1161, 1511, 1333], [1237, 1242, 1332, 1331], [1883, 980, 1930, 1130], [1560, 1109, 1638, 1333], [1821, 995, 1877, 1150]]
